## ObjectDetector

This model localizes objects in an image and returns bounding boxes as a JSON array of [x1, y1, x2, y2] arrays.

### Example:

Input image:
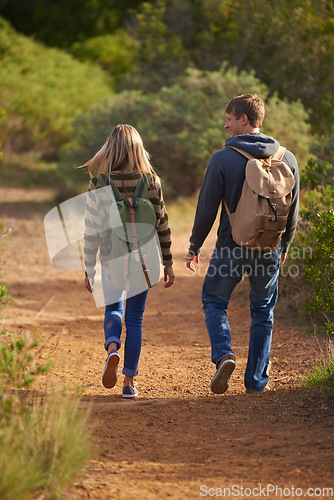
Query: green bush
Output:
[[58, 65, 312, 199], [302, 336, 334, 398], [301, 130, 334, 188], [0, 283, 11, 305], [131, 0, 334, 134], [303, 360, 334, 397], [299, 134, 334, 337], [278, 132, 334, 328], [0, 331, 93, 499], [71, 30, 139, 89], [0, 17, 112, 158], [302, 186, 334, 336]]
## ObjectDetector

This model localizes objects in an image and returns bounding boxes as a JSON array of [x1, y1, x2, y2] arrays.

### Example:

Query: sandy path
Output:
[[0, 187, 333, 500]]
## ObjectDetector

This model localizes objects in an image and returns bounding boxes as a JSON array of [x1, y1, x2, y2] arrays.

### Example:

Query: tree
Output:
[[0, 18, 112, 157], [58, 65, 311, 199], [130, 0, 334, 134], [302, 131, 334, 188], [303, 186, 334, 337], [0, 0, 145, 48]]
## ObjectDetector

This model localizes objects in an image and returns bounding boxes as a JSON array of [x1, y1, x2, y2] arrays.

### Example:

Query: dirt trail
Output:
[[0, 186, 333, 500]]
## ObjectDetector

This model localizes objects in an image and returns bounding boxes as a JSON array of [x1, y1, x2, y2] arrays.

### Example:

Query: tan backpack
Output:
[[224, 146, 295, 252]]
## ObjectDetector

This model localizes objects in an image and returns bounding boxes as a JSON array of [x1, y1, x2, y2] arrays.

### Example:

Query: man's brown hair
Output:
[[225, 94, 265, 128]]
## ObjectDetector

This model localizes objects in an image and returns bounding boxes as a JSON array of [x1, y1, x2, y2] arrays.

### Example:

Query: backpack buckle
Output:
[[133, 248, 140, 263]]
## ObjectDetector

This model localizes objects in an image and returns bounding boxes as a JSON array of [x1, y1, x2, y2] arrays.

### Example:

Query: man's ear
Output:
[[240, 114, 249, 125]]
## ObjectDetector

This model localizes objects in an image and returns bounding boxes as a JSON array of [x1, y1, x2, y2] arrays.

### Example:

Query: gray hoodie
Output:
[[189, 132, 299, 255]]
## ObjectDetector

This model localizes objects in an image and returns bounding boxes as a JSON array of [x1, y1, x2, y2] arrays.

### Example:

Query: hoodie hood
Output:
[[225, 133, 280, 159]]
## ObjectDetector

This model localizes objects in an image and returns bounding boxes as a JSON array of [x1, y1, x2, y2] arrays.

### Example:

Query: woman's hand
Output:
[[85, 276, 94, 293], [164, 266, 175, 288]]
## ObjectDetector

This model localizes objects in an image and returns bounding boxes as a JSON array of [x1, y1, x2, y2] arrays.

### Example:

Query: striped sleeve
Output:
[[84, 178, 102, 278], [150, 178, 173, 267]]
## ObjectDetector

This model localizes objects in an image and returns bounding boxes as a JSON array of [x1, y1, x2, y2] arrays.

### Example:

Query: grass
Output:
[[0, 330, 95, 500], [166, 193, 198, 233], [302, 335, 334, 398], [0, 392, 94, 500], [0, 283, 11, 304], [304, 360, 334, 394], [167, 191, 221, 235]]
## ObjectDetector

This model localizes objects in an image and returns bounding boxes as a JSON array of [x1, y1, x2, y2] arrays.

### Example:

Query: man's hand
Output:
[[85, 275, 94, 293], [185, 252, 199, 272], [164, 266, 175, 288], [280, 252, 287, 265]]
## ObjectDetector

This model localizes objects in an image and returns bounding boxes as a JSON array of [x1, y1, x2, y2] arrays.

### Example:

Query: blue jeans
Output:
[[102, 272, 148, 377], [202, 246, 280, 392]]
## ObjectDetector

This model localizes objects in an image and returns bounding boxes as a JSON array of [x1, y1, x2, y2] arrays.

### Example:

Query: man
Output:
[[185, 94, 299, 394]]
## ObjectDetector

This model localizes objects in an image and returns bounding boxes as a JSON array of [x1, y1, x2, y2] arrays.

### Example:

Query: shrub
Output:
[[0, 17, 112, 158], [131, 0, 334, 134], [0, 331, 93, 499], [302, 336, 334, 398], [58, 65, 312, 199], [304, 360, 334, 397], [301, 130, 334, 188], [0, 283, 11, 304], [302, 186, 334, 337], [71, 30, 139, 89]]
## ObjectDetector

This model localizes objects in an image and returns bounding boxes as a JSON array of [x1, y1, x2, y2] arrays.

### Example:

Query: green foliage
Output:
[[0, 0, 145, 48], [279, 133, 334, 333], [0, 257, 11, 306], [303, 360, 334, 397], [0, 109, 5, 159], [0, 283, 11, 304], [127, 0, 190, 91], [302, 131, 334, 188], [0, 154, 58, 189], [0, 331, 93, 499], [0, 17, 112, 157], [131, 0, 334, 134], [2, 0, 333, 134], [302, 186, 334, 336], [0, 332, 51, 392], [58, 65, 311, 199], [71, 30, 139, 88], [302, 336, 334, 397]]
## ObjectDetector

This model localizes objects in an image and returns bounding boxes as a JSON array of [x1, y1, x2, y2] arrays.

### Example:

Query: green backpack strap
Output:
[[97, 174, 124, 202], [97, 173, 151, 204], [134, 174, 151, 200], [108, 178, 124, 203], [97, 174, 107, 187]]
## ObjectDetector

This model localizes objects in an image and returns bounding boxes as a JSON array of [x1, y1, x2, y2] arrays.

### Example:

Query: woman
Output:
[[83, 124, 174, 398]]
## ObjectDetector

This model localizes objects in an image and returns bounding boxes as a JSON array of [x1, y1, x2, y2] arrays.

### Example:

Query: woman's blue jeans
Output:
[[102, 272, 148, 377], [202, 246, 281, 392]]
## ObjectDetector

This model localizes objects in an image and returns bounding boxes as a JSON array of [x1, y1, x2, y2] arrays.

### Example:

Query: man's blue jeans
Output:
[[202, 246, 281, 392], [102, 271, 148, 377]]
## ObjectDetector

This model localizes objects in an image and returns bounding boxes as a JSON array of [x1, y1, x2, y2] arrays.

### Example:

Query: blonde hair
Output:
[[80, 124, 157, 180]]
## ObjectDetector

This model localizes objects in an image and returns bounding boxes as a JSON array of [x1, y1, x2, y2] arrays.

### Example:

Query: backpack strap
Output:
[[106, 177, 124, 203], [97, 173, 108, 187], [227, 145, 286, 162], [96, 174, 122, 202], [227, 146, 255, 160], [223, 147, 254, 222], [272, 146, 286, 161], [134, 174, 151, 200], [224, 146, 286, 222]]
